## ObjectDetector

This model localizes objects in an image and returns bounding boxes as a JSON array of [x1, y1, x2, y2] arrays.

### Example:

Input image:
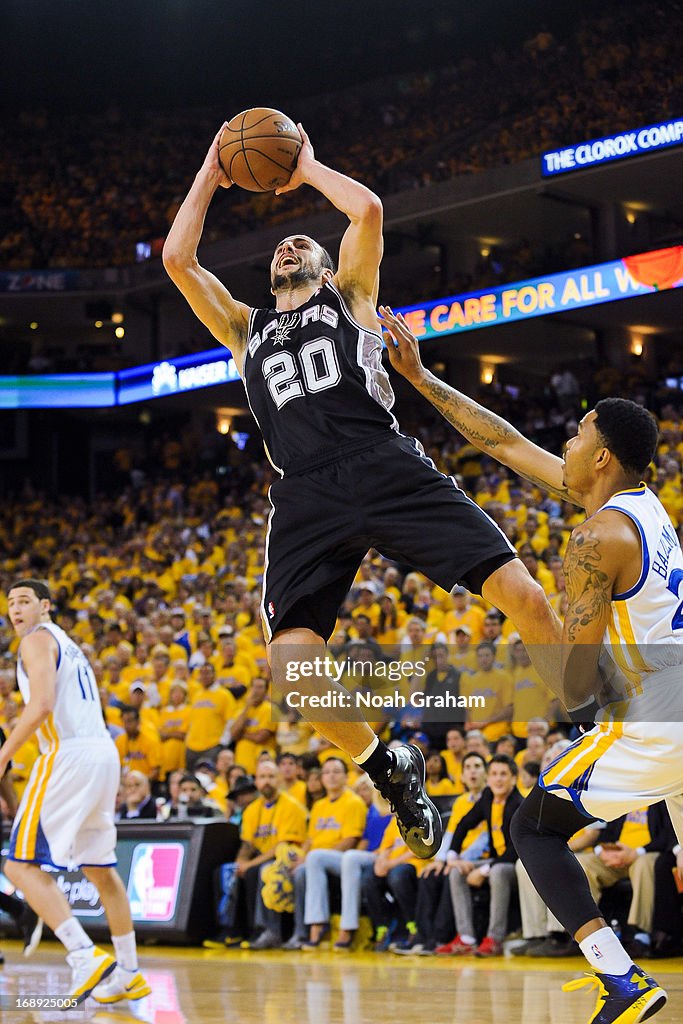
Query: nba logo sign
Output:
[[268, 601, 275, 618], [127, 843, 185, 921]]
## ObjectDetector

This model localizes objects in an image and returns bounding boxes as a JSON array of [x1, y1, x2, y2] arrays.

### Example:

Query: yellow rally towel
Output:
[[261, 843, 301, 914]]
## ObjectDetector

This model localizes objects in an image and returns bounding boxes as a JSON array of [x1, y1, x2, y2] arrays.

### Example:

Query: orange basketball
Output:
[[218, 108, 302, 192]]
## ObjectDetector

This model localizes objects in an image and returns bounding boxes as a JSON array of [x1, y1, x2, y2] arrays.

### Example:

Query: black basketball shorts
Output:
[[260, 433, 517, 642]]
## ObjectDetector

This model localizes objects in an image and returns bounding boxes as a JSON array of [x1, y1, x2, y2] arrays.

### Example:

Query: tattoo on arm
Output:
[[423, 378, 517, 450], [513, 469, 571, 502], [563, 528, 613, 643]]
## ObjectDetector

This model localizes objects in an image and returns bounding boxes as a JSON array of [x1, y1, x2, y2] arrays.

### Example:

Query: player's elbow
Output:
[[162, 243, 194, 278], [360, 194, 383, 227]]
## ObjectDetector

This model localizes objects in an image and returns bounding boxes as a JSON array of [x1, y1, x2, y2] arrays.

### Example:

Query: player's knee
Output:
[[511, 785, 593, 855], [483, 559, 546, 616]]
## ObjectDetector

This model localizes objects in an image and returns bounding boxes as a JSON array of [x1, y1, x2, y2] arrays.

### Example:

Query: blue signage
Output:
[[542, 118, 683, 177], [117, 347, 240, 405]]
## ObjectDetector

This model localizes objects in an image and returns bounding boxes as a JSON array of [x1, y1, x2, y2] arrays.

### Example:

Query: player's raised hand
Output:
[[201, 123, 232, 188], [275, 124, 314, 195], [379, 305, 427, 385]]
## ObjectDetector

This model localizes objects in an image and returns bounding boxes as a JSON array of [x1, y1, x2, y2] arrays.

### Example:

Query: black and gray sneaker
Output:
[[18, 905, 43, 959], [375, 745, 443, 858]]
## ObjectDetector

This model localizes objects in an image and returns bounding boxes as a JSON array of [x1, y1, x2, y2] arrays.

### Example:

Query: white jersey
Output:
[[600, 484, 683, 691], [17, 621, 109, 754]]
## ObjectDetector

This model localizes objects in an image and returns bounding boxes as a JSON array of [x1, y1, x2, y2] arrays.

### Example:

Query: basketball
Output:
[[218, 108, 302, 192]]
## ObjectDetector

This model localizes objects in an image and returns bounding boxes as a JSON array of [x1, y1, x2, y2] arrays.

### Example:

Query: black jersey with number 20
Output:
[[243, 281, 397, 475]]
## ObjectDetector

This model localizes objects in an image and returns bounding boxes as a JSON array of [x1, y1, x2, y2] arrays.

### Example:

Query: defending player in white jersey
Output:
[[1, 580, 150, 1005], [381, 304, 681, 1024]]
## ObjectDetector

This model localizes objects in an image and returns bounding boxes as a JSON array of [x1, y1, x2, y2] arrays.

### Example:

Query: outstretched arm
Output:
[[276, 126, 383, 314], [163, 124, 251, 372], [379, 306, 582, 506]]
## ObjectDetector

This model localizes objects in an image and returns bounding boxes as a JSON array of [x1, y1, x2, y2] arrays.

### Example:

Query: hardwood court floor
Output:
[[1, 944, 683, 1024]]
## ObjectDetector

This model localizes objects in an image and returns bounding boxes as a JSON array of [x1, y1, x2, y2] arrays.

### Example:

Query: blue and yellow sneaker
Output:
[[563, 965, 667, 1023]]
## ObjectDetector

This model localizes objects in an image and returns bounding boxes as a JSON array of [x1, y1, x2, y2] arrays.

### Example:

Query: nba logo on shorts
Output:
[[268, 601, 275, 618]]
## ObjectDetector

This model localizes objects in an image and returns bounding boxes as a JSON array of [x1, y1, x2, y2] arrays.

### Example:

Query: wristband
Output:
[[479, 862, 491, 876], [636, 846, 646, 857], [674, 844, 681, 856], [594, 844, 603, 856]]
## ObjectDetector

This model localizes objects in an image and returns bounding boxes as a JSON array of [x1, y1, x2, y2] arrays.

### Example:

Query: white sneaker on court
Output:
[[66, 945, 116, 1004], [92, 966, 152, 1003]]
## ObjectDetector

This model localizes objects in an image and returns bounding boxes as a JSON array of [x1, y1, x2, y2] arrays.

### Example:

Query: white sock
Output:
[[112, 931, 139, 972], [353, 735, 379, 765], [460, 934, 476, 946], [55, 917, 92, 953], [579, 926, 633, 974]]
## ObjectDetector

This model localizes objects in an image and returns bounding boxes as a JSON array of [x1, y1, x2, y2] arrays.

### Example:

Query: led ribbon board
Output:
[[542, 119, 683, 177], [0, 246, 681, 406], [397, 245, 683, 341]]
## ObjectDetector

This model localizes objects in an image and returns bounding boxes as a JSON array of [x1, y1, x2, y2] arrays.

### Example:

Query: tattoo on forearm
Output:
[[564, 528, 613, 642], [423, 378, 517, 450], [515, 470, 571, 503]]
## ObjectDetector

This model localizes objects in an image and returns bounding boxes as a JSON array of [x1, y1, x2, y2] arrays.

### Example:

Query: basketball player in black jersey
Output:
[[163, 124, 561, 861]]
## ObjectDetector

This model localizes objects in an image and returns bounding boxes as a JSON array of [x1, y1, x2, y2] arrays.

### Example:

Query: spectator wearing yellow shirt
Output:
[[236, 760, 307, 949], [127, 683, 161, 735], [442, 587, 485, 643], [480, 611, 509, 667], [101, 654, 126, 701], [518, 545, 555, 597], [275, 710, 315, 758], [461, 643, 513, 743], [284, 758, 367, 949], [120, 643, 153, 689], [185, 663, 237, 771], [205, 748, 234, 812], [515, 733, 547, 773], [159, 682, 191, 778], [507, 636, 555, 740], [210, 633, 253, 695], [0, 669, 23, 729], [441, 728, 466, 792], [374, 593, 405, 652], [157, 624, 190, 663], [425, 751, 460, 798], [115, 707, 162, 781], [449, 626, 478, 676], [351, 583, 381, 630], [7, 734, 39, 801], [188, 634, 215, 673], [276, 752, 308, 806], [230, 678, 277, 775], [147, 646, 176, 705], [518, 760, 540, 797]]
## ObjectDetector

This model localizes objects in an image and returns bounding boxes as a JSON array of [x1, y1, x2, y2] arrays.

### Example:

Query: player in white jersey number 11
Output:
[[1, 579, 150, 1006]]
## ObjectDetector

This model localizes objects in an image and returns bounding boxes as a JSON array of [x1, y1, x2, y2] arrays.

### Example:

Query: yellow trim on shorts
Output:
[[542, 723, 622, 787], [15, 715, 59, 860]]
